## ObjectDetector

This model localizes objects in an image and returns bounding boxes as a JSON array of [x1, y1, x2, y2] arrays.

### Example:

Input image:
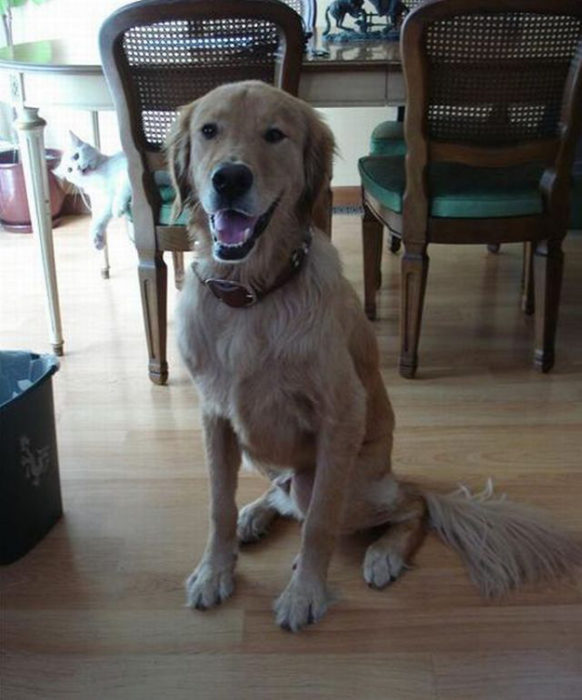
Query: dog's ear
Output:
[[166, 101, 197, 222], [299, 106, 335, 222]]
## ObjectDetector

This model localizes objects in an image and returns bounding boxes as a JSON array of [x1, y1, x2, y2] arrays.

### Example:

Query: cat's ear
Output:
[[69, 131, 83, 147], [166, 100, 197, 222]]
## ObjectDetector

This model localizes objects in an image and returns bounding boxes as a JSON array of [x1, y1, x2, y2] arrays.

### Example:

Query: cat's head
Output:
[[57, 132, 100, 185]]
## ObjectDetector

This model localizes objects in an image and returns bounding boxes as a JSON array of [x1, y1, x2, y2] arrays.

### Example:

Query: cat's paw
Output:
[[91, 229, 106, 250]]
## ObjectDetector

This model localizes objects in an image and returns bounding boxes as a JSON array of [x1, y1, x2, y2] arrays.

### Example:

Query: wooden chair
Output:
[[359, 0, 582, 378], [99, 0, 305, 385]]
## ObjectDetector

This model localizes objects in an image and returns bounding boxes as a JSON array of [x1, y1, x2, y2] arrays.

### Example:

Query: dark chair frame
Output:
[[282, 0, 317, 33], [99, 0, 305, 384], [362, 0, 582, 378]]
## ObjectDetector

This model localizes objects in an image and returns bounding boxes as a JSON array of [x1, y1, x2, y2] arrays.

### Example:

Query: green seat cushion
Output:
[[369, 120, 406, 157], [158, 184, 188, 226], [359, 155, 549, 218], [127, 182, 188, 226]]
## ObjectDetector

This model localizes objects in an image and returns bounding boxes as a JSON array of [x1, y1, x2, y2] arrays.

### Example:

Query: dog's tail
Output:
[[422, 480, 582, 597]]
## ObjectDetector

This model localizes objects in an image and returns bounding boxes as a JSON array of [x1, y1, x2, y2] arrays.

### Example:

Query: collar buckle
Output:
[[205, 279, 258, 308]]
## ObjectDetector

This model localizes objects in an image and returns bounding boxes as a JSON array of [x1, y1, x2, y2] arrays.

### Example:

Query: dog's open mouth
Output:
[[210, 199, 278, 262]]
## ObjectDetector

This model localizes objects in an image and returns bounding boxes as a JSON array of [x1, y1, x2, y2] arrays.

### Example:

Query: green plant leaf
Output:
[[1, 0, 50, 12]]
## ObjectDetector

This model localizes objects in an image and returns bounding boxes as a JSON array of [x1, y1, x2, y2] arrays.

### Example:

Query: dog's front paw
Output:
[[274, 572, 330, 632], [363, 543, 408, 589], [185, 560, 235, 610]]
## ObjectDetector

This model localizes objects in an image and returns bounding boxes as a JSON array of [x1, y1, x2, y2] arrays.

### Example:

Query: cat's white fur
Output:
[[57, 131, 131, 250]]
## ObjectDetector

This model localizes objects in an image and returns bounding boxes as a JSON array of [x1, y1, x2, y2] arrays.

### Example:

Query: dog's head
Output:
[[167, 80, 334, 264]]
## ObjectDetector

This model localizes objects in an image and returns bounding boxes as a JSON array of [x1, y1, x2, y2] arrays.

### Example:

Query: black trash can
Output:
[[0, 351, 63, 565]]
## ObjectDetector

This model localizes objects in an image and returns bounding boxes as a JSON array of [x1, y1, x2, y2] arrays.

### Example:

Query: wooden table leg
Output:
[[15, 106, 64, 356]]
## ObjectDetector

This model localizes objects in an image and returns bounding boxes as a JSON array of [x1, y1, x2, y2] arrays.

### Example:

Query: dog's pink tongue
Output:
[[213, 210, 258, 245]]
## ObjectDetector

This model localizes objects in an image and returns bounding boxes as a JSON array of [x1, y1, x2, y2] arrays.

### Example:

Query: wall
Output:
[[313, 2, 396, 187], [5, 0, 396, 186]]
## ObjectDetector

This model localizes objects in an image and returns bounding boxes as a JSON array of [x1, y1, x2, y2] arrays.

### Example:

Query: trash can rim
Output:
[[0, 351, 59, 411]]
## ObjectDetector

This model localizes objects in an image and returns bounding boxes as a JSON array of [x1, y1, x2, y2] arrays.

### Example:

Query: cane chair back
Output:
[[359, 0, 582, 377], [99, 0, 305, 384]]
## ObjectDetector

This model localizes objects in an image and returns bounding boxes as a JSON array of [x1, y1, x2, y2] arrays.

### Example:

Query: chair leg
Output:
[[521, 241, 535, 315], [375, 226, 385, 290], [172, 251, 185, 290], [362, 204, 384, 320], [101, 242, 110, 280], [138, 251, 169, 385], [399, 242, 429, 379], [533, 239, 563, 373]]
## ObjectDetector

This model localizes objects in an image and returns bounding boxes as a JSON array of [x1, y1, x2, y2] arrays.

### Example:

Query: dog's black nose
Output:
[[212, 163, 253, 200]]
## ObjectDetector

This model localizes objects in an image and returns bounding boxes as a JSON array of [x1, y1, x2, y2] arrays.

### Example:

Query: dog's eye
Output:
[[201, 123, 218, 140], [264, 127, 286, 144], [73, 153, 79, 161]]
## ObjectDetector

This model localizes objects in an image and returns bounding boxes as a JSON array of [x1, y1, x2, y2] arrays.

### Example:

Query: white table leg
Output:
[[90, 110, 101, 150], [15, 106, 64, 356], [90, 109, 110, 279], [100, 240, 110, 279]]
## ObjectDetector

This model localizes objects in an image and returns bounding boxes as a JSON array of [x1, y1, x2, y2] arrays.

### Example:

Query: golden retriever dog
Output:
[[168, 80, 581, 631]]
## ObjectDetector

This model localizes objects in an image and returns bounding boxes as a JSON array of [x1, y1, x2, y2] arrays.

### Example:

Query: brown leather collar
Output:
[[192, 231, 312, 308]]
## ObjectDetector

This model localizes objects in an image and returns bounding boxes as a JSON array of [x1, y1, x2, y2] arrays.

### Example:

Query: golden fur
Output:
[[168, 81, 581, 632]]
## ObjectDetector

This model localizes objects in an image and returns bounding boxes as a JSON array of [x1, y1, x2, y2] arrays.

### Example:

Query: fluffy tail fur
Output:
[[423, 480, 582, 597]]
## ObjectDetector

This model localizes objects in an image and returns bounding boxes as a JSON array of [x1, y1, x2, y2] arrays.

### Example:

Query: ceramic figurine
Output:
[[322, 0, 410, 42]]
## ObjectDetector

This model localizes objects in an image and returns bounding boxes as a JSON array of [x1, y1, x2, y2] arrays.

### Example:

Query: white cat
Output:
[[57, 132, 132, 250]]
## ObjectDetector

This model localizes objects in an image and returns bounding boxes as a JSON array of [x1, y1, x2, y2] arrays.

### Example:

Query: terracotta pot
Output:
[[0, 149, 66, 233]]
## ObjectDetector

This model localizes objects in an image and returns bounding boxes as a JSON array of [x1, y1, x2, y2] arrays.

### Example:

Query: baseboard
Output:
[[61, 188, 362, 218], [332, 186, 360, 208]]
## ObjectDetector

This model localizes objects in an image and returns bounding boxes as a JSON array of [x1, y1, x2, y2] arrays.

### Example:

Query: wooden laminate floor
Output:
[[1, 215, 581, 699]]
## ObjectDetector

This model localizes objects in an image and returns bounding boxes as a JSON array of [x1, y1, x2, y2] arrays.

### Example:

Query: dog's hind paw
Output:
[[237, 501, 278, 544], [273, 572, 330, 632], [185, 561, 235, 610], [363, 543, 408, 590]]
